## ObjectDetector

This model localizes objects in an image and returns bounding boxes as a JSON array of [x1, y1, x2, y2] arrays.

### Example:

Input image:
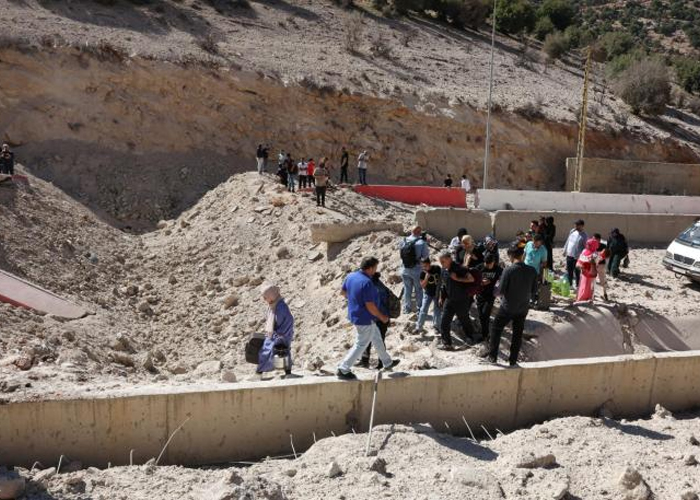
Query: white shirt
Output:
[[298, 162, 308, 175], [461, 178, 471, 191], [358, 153, 368, 170]]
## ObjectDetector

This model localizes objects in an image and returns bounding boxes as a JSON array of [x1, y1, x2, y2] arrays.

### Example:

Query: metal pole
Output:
[[483, 0, 498, 190], [574, 47, 592, 192], [365, 370, 381, 456]]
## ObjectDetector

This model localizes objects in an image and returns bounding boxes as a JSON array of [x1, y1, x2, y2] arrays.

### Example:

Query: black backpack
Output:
[[400, 238, 418, 268]]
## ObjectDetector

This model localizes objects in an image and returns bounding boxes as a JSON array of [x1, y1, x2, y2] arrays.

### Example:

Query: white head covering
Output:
[[261, 283, 282, 335]]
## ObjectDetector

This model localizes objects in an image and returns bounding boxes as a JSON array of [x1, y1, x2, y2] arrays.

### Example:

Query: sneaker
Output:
[[336, 370, 358, 380], [355, 359, 370, 369], [378, 359, 400, 371], [508, 362, 519, 368], [437, 344, 455, 351]]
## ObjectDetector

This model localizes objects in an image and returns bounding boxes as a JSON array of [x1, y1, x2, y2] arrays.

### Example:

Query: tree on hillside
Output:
[[675, 58, 700, 95], [497, 0, 536, 35], [613, 57, 671, 116], [537, 0, 575, 31], [597, 31, 635, 62], [543, 30, 570, 60]]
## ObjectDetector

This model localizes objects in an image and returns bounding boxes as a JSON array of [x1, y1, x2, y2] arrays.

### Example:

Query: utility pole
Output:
[[574, 47, 592, 192], [482, 0, 498, 190]]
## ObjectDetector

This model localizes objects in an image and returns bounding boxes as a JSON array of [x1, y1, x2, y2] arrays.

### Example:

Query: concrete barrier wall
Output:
[[493, 210, 698, 245], [354, 185, 467, 208], [3, 352, 700, 467], [309, 222, 404, 244], [415, 209, 494, 241], [477, 189, 700, 215], [565, 157, 700, 195]]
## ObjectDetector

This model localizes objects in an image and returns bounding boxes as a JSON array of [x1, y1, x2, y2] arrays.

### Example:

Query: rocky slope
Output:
[[1, 0, 699, 228]]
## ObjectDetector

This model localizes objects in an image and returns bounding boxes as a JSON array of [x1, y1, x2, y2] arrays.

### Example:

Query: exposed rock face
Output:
[[1, 48, 696, 230]]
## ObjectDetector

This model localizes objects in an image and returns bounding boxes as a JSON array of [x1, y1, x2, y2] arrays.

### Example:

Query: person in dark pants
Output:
[[543, 216, 556, 271], [437, 251, 477, 351], [358, 273, 391, 369], [488, 243, 538, 366], [0, 144, 14, 175], [607, 228, 629, 278], [563, 219, 587, 288], [339, 146, 349, 184], [475, 254, 502, 341], [314, 163, 329, 207]]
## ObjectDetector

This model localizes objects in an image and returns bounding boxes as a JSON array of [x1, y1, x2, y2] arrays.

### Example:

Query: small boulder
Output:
[[369, 457, 387, 475], [222, 294, 239, 310], [221, 371, 237, 383], [327, 461, 343, 478], [514, 453, 557, 469], [617, 466, 651, 500], [681, 492, 699, 500], [307, 251, 324, 262], [684, 454, 698, 466], [653, 404, 673, 420], [276, 247, 291, 259], [193, 360, 222, 377]]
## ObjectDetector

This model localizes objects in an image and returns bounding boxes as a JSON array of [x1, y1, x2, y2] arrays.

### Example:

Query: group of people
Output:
[[562, 219, 630, 303]]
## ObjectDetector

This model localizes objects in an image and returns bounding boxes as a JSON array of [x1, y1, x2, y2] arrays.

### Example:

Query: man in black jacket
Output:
[[438, 251, 477, 350], [488, 243, 538, 366], [475, 254, 502, 341], [0, 144, 14, 175]]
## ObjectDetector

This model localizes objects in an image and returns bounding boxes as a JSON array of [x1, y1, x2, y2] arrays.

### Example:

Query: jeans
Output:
[[316, 186, 327, 206], [340, 167, 348, 184], [256, 158, 265, 174], [566, 256, 581, 288], [358, 168, 367, 185], [476, 296, 495, 340], [401, 266, 423, 314], [362, 320, 388, 362], [488, 309, 527, 364], [416, 293, 441, 330], [287, 174, 297, 192], [338, 322, 392, 373], [440, 298, 476, 346], [299, 175, 308, 189]]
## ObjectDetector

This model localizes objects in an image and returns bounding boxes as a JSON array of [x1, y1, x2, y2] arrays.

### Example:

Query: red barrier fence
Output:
[[353, 185, 467, 208]]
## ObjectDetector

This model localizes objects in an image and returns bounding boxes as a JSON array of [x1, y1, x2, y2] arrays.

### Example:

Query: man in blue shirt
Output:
[[524, 234, 548, 276], [338, 257, 400, 380], [399, 226, 430, 315]]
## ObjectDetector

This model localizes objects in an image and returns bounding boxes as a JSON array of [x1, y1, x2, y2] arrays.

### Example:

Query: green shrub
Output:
[[537, 0, 575, 31], [597, 31, 635, 61], [393, 0, 425, 14], [497, 0, 536, 34], [605, 48, 645, 77], [613, 57, 671, 116], [675, 58, 700, 95], [543, 30, 569, 60], [533, 16, 554, 40]]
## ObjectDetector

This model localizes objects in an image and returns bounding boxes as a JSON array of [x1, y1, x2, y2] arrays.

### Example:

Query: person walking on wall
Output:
[[399, 226, 430, 315], [357, 150, 369, 185], [488, 243, 538, 367], [357, 272, 393, 369], [314, 161, 330, 207], [563, 219, 587, 289], [340, 146, 350, 184], [337, 257, 400, 380]]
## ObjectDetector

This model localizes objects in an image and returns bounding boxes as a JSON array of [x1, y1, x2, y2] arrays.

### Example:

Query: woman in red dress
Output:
[[576, 238, 600, 302]]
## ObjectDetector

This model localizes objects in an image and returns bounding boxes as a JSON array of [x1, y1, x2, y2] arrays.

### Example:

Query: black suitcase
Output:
[[245, 337, 264, 364]]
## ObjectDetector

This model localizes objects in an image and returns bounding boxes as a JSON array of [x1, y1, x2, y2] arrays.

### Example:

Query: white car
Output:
[[663, 221, 700, 283]]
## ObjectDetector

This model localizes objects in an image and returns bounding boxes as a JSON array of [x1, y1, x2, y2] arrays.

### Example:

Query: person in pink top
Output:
[[576, 238, 600, 302], [307, 158, 316, 187]]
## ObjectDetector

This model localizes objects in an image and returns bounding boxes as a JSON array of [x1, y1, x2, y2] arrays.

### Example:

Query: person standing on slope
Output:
[[357, 150, 369, 185], [340, 146, 350, 184], [399, 226, 430, 315]]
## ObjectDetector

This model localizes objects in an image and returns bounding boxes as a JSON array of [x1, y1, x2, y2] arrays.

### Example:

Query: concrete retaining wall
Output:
[[309, 222, 404, 244], [493, 211, 698, 245], [3, 352, 700, 467], [415, 209, 493, 241], [477, 189, 700, 215], [565, 157, 700, 195]]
